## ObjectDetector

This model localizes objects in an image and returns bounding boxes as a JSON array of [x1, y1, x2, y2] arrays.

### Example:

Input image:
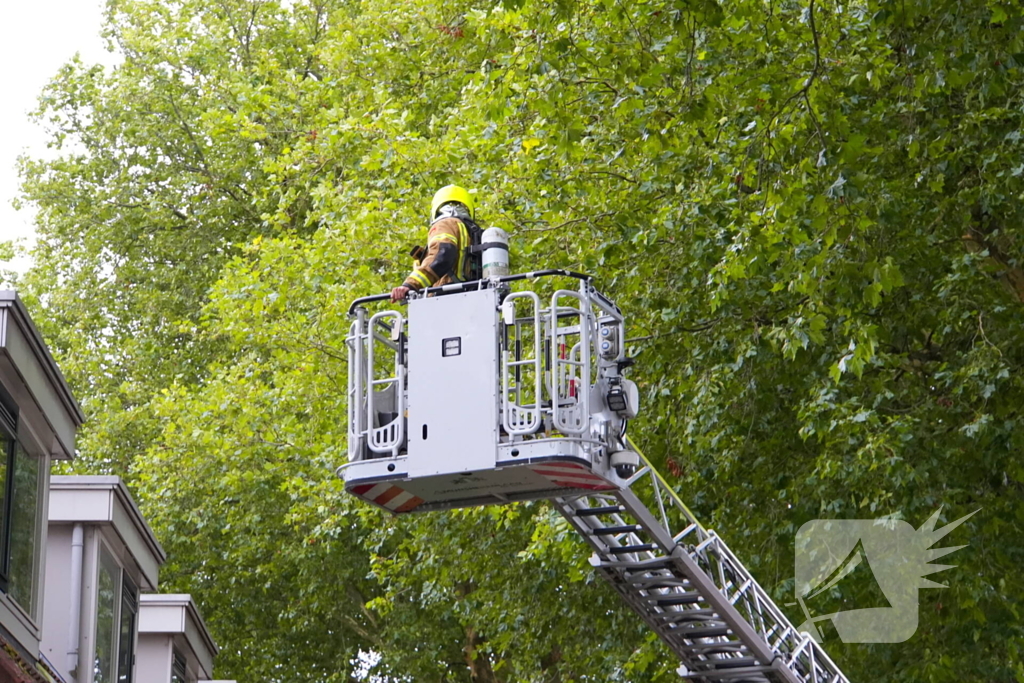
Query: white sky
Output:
[[1, 0, 112, 274]]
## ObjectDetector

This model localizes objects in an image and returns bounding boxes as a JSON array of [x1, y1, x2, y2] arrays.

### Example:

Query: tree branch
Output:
[[627, 319, 721, 343], [518, 212, 615, 233]]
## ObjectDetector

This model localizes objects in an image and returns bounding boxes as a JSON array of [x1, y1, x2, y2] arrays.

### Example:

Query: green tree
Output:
[[11, 0, 1024, 680]]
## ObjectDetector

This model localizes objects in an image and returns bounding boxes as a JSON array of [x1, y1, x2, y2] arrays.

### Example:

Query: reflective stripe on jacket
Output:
[[402, 217, 471, 290]]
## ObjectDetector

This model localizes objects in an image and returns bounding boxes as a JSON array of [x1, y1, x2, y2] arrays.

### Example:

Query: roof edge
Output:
[[0, 292, 85, 425], [50, 475, 167, 565], [140, 594, 219, 656]]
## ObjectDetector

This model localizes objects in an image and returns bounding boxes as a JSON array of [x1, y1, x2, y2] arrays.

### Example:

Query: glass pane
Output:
[[7, 442, 39, 615], [95, 549, 120, 683], [0, 434, 9, 582], [171, 651, 187, 683], [116, 575, 138, 683]]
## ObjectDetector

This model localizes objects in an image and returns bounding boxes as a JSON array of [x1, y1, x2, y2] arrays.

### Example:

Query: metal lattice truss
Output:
[[552, 439, 849, 683]]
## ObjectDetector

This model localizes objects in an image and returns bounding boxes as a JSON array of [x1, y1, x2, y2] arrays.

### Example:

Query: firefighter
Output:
[[390, 185, 480, 302]]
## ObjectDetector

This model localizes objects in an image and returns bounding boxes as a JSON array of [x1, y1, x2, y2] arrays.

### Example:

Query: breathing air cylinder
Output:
[[481, 227, 510, 279]]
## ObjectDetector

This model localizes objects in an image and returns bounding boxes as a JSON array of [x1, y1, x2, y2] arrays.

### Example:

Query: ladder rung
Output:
[[677, 625, 732, 639], [616, 558, 675, 571], [692, 657, 760, 670], [678, 641, 745, 654], [575, 505, 624, 517], [593, 524, 643, 536], [679, 664, 774, 680], [651, 608, 715, 619], [632, 577, 691, 590], [640, 583, 695, 594], [655, 611, 721, 624], [608, 544, 658, 555], [651, 592, 702, 606], [594, 559, 676, 574]]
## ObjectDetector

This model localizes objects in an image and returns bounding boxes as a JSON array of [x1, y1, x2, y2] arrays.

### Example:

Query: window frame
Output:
[[95, 539, 141, 683], [7, 437, 43, 618], [96, 543, 121, 683], [117, 572, 139, 683], [0, 397, 17, 593], [0, 380, 50, 639], [170, 649, 187, 683]]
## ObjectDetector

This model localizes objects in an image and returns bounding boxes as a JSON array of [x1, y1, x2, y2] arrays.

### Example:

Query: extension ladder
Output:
[[552, 438, 849, 683]]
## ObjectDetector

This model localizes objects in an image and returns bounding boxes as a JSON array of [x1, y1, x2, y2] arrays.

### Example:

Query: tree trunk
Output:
[[964, 207, 1024, 303], [463, 626, 502, 683]]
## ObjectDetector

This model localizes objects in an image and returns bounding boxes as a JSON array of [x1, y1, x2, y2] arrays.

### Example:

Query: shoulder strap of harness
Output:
[[458, 216, 484, 281]]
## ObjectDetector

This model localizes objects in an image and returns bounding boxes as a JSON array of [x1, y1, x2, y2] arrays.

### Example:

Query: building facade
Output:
[[0, 292, 84, 683], [42, 476, 232, 683], [138, 595, 218, 683], [43, 476, 166, 683], [0, 292, 233, 683]]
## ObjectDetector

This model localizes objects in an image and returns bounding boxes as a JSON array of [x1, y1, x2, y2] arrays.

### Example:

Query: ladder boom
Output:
[[552, 438, 848, 683]]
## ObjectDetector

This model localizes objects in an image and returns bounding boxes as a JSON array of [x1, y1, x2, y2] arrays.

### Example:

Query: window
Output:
[[117, 574, 138, 683], [171, 650, 187, 683], [7, 441, 40, 615], [0, 387, 44, 620], [0, 429, 9, 587], [94, 546, 139, 683], [95, 549, 118, 683]]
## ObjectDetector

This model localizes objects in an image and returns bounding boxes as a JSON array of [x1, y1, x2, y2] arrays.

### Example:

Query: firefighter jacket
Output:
[[402, 217, 472, 291]]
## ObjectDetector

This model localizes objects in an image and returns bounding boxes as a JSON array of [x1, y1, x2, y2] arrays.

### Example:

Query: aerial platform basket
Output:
[[340, 270, 642, 514]]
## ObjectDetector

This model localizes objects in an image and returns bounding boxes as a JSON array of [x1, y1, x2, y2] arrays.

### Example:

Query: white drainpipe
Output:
[[78, 527, 99, 683], [67, 523, 84, 679]]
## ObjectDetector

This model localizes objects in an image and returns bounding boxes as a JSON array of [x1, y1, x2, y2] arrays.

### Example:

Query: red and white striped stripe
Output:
[[349, 482, 424, 513], [530, 462, 616, 491]]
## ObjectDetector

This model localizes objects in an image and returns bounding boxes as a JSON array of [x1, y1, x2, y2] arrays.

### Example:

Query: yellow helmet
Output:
[[431, 185, 474, 219]]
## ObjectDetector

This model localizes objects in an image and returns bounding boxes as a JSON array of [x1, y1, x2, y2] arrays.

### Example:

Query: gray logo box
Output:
[[794, 508, 977, 643]]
